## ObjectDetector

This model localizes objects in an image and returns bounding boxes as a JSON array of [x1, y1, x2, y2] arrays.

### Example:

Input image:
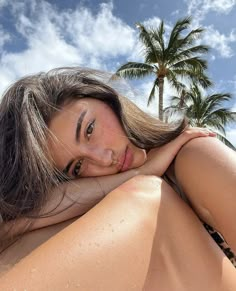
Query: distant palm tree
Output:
[[164, 84, 236, 149], [115, 16, 211, 120]]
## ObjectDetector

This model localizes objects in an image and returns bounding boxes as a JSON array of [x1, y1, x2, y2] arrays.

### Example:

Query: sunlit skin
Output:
[[48, 98, 147, 178]]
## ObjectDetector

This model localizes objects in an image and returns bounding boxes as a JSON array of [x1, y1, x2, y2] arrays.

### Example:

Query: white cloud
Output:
[[130, 79, 159, 116], [186, 0, 236, 24], [210, 54, 216, 61], [215, 76, 236, 96], [127, 36, 143, 62], [0, 0, 7, 9], [62, 2, 135, 60], [127, 77, 179, 118], [0, 26, 10, 50], [0, 0, 137, 96], [203, 0, 236, 13], [143, 17, 161, 28], [203, 26, 236, 58], [143, 17, 173, 37], [171, 10, 180, 17], [182, 0, 236, 60]]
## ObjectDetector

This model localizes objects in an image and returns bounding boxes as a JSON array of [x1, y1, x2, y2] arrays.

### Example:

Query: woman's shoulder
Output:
[[177, 136, 225, 157]]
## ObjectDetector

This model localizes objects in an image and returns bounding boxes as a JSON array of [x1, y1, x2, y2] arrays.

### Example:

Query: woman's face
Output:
[[48, 98, 147, 178]]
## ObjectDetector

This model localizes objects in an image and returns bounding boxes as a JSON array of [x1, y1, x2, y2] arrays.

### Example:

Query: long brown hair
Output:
[[0, 67, 187, 223]]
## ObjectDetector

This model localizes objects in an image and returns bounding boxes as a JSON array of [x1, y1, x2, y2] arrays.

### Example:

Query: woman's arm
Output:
[[4, 127, 215, 236], [143, 127, 215, 175], [28, 168, 141, 230], [1, 175, 236, 291], [34, 127, 214, 226], [1, 168, 141, 237], [174, 137, 236, 253], [0, 176, 160, 290]]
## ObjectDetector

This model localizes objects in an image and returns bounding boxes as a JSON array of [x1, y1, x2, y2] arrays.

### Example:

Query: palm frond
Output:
[[166, 84, 236, 145], [166, 71, 186, 94], [163, 105, 186, 122], [214, 131, 236, 150], [169, 45, 209, 64], [136, 23, 160, 62], [169, 95, 182, 104], [116, 62, 154, 79], [147, 78, 159, 105], [170, 67, 212, 88], [180, 27, 205, 43], [144, 47, 162, 64], [201, 117, 226, 134], [204, 108, 236, 125], [172, 57, 208, 71], [205, 93, 232, 111], [191, 71, 213, 88], [176, 28, 207, 52], [200, 94, 231, 121], [151, 20, 165, 53], [166, 16, 192, 54]]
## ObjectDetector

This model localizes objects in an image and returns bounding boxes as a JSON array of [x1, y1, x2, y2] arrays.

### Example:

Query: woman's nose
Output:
[[80, 145, 113, 167]]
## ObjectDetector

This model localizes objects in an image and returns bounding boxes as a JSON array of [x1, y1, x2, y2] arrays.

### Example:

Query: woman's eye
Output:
[[86, 120, 95, 139], [72, 160, 82, 177]]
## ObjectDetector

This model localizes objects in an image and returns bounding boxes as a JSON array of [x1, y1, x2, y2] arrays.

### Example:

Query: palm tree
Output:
[[164, 84, 236, 149], [115, 17, 212, 120]]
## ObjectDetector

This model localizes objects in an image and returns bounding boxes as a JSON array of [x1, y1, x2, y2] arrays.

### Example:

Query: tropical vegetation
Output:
[[164, 84, 236, 149], [115, 16, 211, 120]]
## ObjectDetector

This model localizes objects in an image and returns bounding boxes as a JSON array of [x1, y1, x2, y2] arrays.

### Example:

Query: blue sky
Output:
[[0, 0, 236, 144]]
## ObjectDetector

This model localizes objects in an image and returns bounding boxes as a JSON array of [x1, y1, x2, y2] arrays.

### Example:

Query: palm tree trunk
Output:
[[158, 77, 164, 120]]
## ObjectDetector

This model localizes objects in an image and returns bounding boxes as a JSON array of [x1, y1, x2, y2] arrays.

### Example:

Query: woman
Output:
[[0, 67, 236, 290]]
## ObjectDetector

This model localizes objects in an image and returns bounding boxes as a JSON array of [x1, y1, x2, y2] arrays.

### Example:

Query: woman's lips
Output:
[[120, 147, 133, 172]]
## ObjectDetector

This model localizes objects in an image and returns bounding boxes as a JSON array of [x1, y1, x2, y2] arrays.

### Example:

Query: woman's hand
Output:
[[139, 127, 216, 177]]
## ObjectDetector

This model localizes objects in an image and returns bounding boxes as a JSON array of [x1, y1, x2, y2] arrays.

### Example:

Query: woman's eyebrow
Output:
[[76, 109, 87, 142]]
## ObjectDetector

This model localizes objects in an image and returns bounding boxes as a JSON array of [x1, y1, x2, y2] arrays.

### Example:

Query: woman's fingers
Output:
[[181, 127, 216, 140]]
